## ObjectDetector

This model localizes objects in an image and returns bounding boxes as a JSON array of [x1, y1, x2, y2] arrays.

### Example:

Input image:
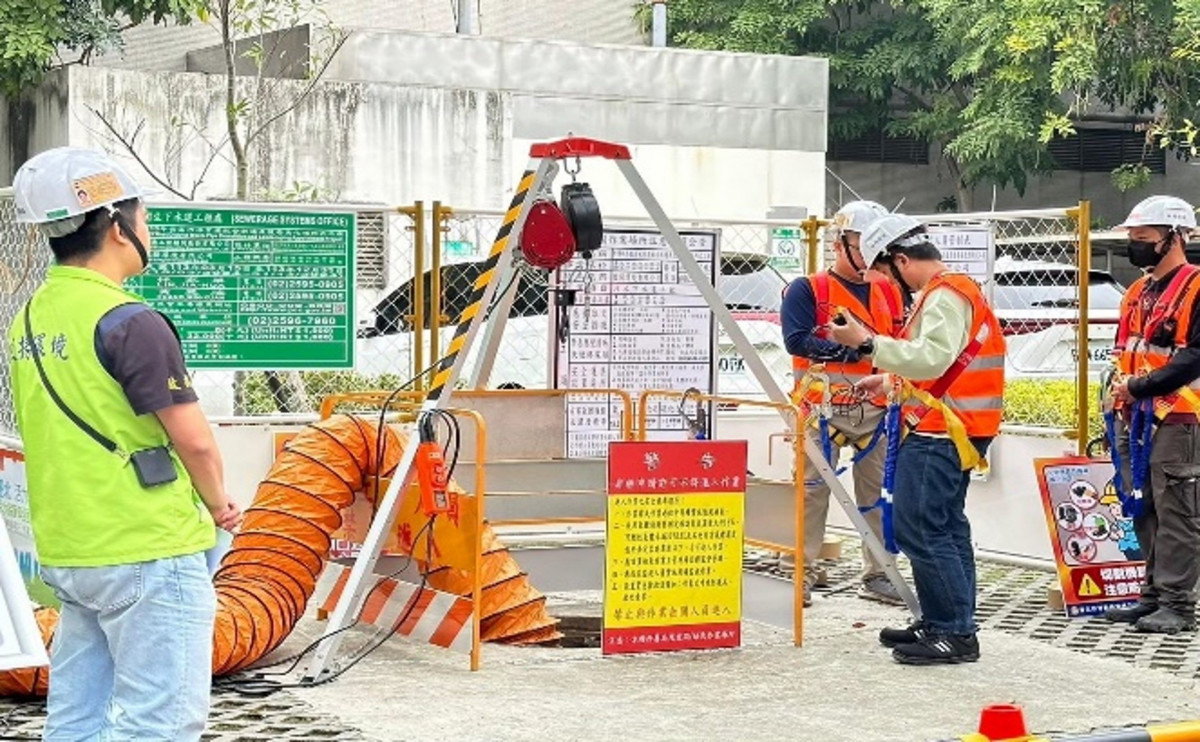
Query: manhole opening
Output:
[[552, 614, 602, 648]]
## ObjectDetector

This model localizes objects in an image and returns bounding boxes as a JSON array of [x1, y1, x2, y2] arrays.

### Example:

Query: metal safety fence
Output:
[[0, 191, 1094, 440], [814, 205, 1094, 440], [0, 190, 53, 436], [0, 193, 818, 430]]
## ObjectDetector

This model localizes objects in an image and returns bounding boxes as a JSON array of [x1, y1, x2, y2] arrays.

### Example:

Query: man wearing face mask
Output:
[[8, 148, 241, 740], [1102, 195, 1200, 634], [780, 200, 907, 607], [830, 214, 1005, 665]]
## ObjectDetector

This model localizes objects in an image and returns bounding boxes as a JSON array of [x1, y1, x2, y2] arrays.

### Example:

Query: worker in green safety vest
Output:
[[8, 147, 242, 741]]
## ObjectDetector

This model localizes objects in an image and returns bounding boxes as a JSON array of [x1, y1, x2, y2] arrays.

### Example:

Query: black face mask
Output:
[[1127, 237, 1167, 269]]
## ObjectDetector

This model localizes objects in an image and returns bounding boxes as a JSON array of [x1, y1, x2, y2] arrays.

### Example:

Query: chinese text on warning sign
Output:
[[1035, 457, 1145, 618], [604, 440, 745, 655]]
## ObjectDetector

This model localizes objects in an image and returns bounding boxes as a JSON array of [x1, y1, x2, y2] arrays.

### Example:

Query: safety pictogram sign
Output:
[[1036, 457, 1146, 618]]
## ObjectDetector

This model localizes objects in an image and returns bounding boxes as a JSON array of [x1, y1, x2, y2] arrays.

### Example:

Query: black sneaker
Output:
[[879, 621, 927, 648], [1103, 603, 1158, 624], [1135, 607, 1196, 634], [892, 633, 980, 665]]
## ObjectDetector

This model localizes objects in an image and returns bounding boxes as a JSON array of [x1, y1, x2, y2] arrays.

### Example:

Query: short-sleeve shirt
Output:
[[93, 305, 197, 415]]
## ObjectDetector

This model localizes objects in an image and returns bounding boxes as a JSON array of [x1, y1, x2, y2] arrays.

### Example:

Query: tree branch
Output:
[[893, 83, 933, 111], [243, 31, 348, 150], [86, 106, 192, 200]]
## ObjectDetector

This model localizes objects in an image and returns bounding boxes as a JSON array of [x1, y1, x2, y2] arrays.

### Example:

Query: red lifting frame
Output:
[[528, 137, 631, 160]]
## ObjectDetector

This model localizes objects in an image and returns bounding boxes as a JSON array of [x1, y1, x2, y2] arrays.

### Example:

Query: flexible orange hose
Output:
[[0, 414, 560, 694]]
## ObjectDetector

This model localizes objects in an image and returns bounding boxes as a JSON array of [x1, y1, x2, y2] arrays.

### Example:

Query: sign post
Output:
[[603, 440, 745, 655]]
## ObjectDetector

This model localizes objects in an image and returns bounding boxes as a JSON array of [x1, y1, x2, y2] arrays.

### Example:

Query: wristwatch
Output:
[[857, 336, 875, 356]]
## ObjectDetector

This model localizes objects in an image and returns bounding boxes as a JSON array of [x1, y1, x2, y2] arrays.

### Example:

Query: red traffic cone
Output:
[[977, 704, 1029, 740]]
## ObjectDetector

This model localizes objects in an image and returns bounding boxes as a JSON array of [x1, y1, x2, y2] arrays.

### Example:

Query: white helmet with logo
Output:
[[860, 213, 927, 267], [13, 147, 153, 237], [831, 200, 889, 237], [1117, 195, 1197, 231]]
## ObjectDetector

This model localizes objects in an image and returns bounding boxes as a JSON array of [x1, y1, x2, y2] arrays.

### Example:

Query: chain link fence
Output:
[[0, 190, 53, 436], [0, 189, 1093, 435], [819, 207, 1093, 434], [924, 208, 1093, 435], [431, 209, 810, 402]]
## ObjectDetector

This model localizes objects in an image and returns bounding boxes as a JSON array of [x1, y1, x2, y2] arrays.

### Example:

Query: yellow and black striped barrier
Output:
[[426, 168, 537, 400], [947, 721, 1200, 741]]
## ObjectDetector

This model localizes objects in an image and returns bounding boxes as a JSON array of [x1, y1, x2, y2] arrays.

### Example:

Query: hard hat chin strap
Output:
[[106, 205, 149, 270]]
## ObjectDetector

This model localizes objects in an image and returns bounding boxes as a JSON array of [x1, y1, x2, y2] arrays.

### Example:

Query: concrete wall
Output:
[[826, 141, 1194, 229], [45, 64, 511, 207], [2, 70, 73, 186], [325, 31, 829, 219], [727, 410, 1067, 565], [9, 31, 828, 222], [92, 0, 640, 73]]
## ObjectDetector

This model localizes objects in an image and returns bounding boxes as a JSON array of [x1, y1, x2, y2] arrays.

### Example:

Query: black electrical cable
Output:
[[220, 409, 463, 695], [219, 265, 497, 696], [218, 511, 439, 691], [216, 516, 439, 697]]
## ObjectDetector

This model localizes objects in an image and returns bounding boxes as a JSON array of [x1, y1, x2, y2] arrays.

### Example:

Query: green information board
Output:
[[128, 206, 356, 369]]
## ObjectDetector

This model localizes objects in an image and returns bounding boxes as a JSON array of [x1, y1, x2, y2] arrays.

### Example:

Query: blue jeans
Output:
[[41, 553, 216, 741], [893, 434, 984, 636]]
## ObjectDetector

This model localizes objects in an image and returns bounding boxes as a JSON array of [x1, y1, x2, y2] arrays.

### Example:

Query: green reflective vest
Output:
[[8, 266, 214, 567]]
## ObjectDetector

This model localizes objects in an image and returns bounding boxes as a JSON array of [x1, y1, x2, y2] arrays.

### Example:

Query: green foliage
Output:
[[662, 0, 1200, 208], [255, 179, 338, 202], [238, 371, 410, 415], [0, 0, 200, 96], [1111, 163, 1153, 193], [1004, 378, 1102, 440]]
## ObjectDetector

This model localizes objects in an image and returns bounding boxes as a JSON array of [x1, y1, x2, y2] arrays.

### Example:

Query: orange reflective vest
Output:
[[792, 271, 905, 406], [1114, 264, 1200, 417], [902, 273, 1006, 438]]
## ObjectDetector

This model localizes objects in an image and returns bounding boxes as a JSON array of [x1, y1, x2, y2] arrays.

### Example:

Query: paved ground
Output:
[[3, 540, 1200, 741]]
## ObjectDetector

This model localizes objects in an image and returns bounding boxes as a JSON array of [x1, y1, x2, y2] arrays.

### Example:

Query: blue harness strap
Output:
[[1106, 401, 1152, 519], [849, 403, 901, 554]]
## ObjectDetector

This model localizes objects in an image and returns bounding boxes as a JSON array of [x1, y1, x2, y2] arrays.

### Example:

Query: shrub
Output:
[[1004, 378, 1103, 441]]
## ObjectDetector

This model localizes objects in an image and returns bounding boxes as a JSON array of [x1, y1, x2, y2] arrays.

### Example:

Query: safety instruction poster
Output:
[[554, 229, 718, 459], [603, 440, 745, 655], [1035, 457, 1145, 617], [926, 226, 993, 284]]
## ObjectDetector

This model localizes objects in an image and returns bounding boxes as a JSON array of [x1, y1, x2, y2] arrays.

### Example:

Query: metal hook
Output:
[[564, 156, 581, 182]]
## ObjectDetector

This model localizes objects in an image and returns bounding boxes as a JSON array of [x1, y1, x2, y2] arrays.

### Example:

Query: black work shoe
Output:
[[1135, 607, 1197, 635], [879, 621, 928, 648], [1103, 603, 1158, 624], [892, 633, 980, 665]]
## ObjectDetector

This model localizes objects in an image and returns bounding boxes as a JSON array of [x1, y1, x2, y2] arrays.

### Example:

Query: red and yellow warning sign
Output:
[[1035, 457, 1146, 618], [603, 440, 746, 655]]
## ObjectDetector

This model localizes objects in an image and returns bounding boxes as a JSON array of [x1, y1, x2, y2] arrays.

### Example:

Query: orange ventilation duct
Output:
[[0, 415, 560, 695]]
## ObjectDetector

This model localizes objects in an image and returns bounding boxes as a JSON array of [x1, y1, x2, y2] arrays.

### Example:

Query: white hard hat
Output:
[[860, 213, 927, 266], [13, 147, 153, 237], [831, 200, 889, 235], [1117, 195, 1197, 231]]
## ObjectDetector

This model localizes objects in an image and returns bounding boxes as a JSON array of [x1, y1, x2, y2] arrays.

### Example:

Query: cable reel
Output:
[[519, 156, 604, 272]]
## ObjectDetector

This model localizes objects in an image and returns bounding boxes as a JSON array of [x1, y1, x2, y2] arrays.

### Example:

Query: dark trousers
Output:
[[893, 434, 987, 635], [1118, 422, 1200, 613]]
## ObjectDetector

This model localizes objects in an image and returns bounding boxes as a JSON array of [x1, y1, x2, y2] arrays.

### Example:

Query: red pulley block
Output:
[[520, 200, 577, 270]]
